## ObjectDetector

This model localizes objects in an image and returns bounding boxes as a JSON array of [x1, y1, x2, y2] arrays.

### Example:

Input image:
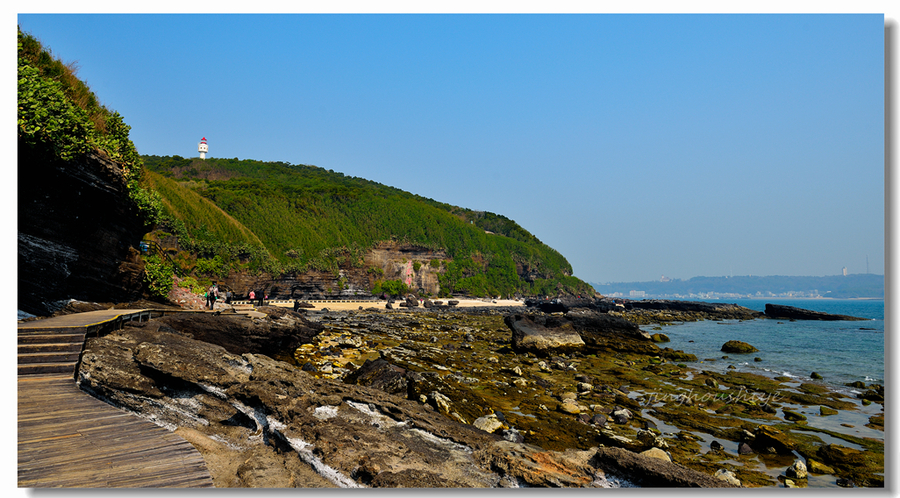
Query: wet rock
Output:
[[785, 460, 807, 479], [714, 469, 741, 487], [720, 340, 758, 354], [836, 478, 855, 488], [343, 358, 408, 396], [500, 429, 525, 444], [429, 391, 453, 414], [640, 448, 671, 462], [505, 314, 585, 356], [737, 442, 754, 455], [637, 429, 668, 449], [859, 385, 884, 403], [752, 426, 795, 454], [783, 410, 807, 422], [558, 400, 582, 415], [591, 447, 737, 487], [473, 414, 505, 434], [819, 406, 838, 416], [589, 414, 607, 426], [709, 441, 723, 452], [612, 408, 633, 424], [651, 333, 670, 343], [810, 372, 823, 380], [807, 459, 835, 475]]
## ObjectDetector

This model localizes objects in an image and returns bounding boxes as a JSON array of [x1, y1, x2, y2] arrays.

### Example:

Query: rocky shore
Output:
[[72, 298, 883, 488]]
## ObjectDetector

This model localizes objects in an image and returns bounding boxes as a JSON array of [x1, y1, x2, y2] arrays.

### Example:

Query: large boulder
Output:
[[504, 314, 585, 356], [721, 340, 759, 354], [566, 309, 661, 356], [343, 358, 409, 396], [590, 447, 737, 487], [153, 310, 322, 359]]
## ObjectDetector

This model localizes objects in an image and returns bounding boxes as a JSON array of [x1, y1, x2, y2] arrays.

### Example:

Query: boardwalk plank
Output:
[[18, 311, 214, 488]]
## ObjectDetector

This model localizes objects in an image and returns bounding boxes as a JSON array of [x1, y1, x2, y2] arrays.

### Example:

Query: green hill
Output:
[[142, 155, 591, 298]]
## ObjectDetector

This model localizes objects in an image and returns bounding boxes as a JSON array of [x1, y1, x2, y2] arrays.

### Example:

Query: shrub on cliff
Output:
[[143, 255, 175, 301], [17, 28, 162, 226]]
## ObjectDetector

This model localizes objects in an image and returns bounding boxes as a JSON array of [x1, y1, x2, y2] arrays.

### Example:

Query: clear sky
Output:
[[15, 7, 889, 284]]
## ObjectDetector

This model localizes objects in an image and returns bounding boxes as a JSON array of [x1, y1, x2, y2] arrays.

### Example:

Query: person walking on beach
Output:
[[249, 290, 255, 302], [258, 290, 264, 307]]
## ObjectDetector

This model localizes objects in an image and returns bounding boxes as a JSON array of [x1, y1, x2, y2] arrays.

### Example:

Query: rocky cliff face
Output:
[[211, 242, 448, 301], [18, 141, 146, 316]]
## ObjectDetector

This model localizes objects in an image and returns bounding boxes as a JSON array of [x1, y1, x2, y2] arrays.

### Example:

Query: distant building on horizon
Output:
[[198, 137, 208, 160], [843, 267, 848, 276]]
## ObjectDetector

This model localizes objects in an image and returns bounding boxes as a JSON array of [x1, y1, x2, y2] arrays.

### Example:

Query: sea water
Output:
[[652, 299, 885, 392]]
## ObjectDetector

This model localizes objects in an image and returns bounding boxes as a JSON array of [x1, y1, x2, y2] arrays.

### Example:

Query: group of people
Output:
[[248, 289, 268, 307], [203, 283, 233, 310], [203, 284, 275, 310]]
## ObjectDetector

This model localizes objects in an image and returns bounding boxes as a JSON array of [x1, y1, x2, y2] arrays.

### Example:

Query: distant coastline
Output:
[[591, 273, 884, 300]]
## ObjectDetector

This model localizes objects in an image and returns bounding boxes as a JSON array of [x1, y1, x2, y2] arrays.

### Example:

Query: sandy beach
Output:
[[260, 298, 527, 311]]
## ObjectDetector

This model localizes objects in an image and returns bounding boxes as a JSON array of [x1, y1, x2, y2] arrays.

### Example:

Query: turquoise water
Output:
[[652, 299, 885, 391]]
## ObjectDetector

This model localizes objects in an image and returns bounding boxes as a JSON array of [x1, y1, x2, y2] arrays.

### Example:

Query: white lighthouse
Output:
[[198, 137, 208, 160]]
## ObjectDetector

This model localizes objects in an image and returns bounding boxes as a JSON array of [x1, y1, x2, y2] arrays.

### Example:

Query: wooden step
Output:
[[18, 342, 83, 354], [18, 362, 77, 376], [18, 351, 81, 365], [19, 333, 85, 344]]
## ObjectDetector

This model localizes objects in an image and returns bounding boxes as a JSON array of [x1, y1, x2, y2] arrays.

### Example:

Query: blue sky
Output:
[[15, 10, 888, 283]]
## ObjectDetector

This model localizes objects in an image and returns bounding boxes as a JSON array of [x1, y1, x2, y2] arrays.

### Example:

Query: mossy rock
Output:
[[721, 340, 759, 354], [810, 372, 823, 380], [651, 333, 670, 343], [807, 459, 835, 475], [783, 410, 807, 422], [819, 406, 839, 416]]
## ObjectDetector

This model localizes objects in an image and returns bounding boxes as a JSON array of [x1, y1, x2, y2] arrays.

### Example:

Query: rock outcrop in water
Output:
[[763, 304, 868, 321]]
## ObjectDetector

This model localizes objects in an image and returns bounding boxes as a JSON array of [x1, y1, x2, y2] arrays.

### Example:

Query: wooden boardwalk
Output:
[[18, 309, 215, 488]]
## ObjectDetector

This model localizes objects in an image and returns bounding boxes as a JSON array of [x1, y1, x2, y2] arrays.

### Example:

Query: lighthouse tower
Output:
[[198, 137, 209, 160]]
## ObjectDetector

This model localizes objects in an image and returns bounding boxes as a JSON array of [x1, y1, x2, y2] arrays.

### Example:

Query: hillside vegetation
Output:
[[143, 155, 592, 297]]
